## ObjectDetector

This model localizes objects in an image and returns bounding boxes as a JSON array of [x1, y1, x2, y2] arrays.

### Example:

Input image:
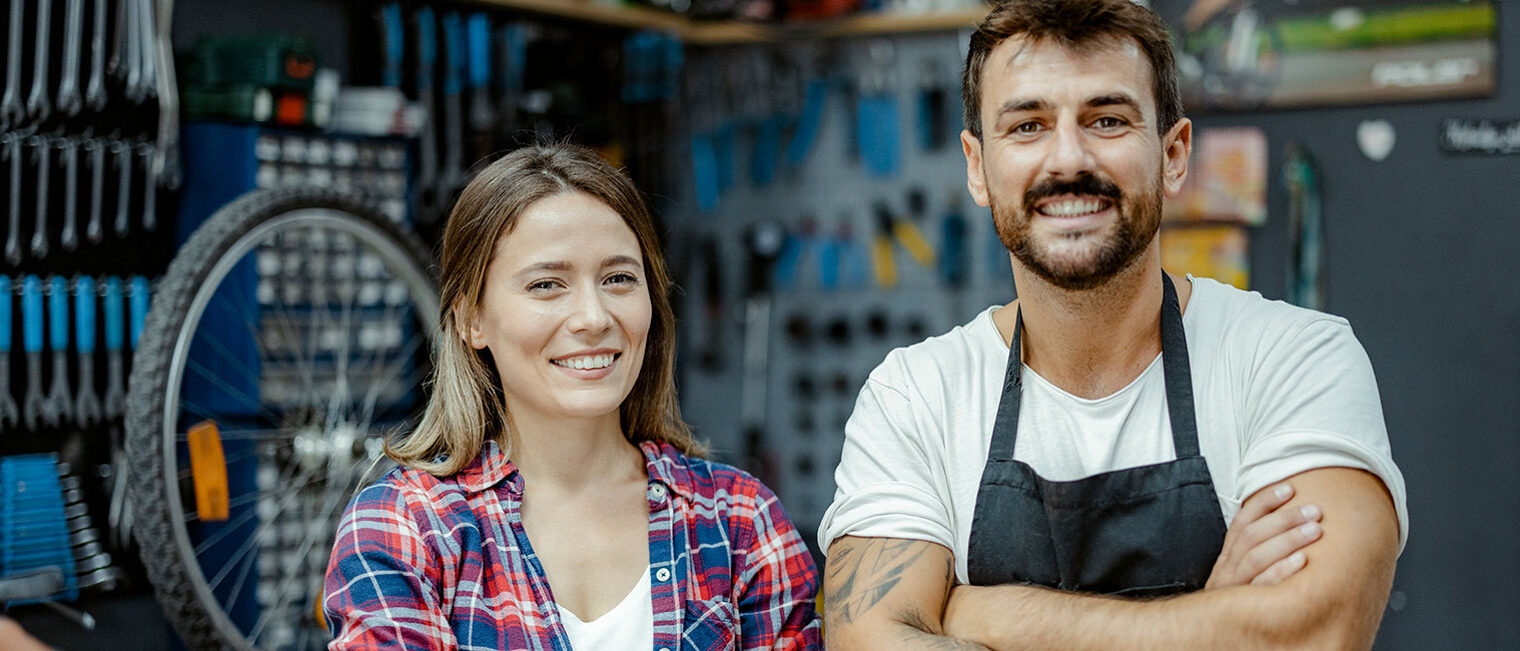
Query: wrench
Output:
[[44, 276, 73, 426], [153, 0, 180, 189], [74, 276, 101, 427], [137, 141, 156, 231], [111, 139, 131, 238], [57, 0, 86, 116], [85, 136, 105, 243], [26, 0, 55, 122], [102, 277, 124, 419], [22, 276, 48, 430], [3, 135, 20, 265], [59, 137, 81, 250], [0, 276, 18, 433], [29, 135, 53, 260], [85, 0, 108, 112], [1, 0, 25, 128], [123, 0, 144, 104], [136, 0, 156, 100]]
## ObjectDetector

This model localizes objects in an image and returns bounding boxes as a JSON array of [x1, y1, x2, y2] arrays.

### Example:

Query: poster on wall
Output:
[[1155, 0, 1497, 111], [1160, 225, 1250, 290], [1164, 126, 1268, 224]]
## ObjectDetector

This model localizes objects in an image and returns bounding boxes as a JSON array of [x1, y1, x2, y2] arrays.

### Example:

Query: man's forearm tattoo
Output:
[[825, 539, 930, 624]]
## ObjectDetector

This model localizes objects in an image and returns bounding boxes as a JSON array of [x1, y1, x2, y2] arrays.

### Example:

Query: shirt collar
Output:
[[456, 437, 695, 500]]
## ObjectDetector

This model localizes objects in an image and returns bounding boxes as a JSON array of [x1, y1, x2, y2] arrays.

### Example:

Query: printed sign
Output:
[[1439, 119, 1520, 155]]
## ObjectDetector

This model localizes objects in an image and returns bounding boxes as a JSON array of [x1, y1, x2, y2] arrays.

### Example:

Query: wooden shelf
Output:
[[477, 1, 988, 45]]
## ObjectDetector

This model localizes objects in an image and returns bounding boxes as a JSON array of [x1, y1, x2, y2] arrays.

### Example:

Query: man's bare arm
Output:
[[942, 467, 1399, 651], [823, 536, 988, 650]]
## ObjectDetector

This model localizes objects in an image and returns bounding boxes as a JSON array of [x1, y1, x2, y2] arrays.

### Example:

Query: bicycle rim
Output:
[[129, 189, 440, 650]]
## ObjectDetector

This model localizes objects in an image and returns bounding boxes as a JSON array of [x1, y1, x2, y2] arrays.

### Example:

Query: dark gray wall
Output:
[[1194, 4, 1519, 648]]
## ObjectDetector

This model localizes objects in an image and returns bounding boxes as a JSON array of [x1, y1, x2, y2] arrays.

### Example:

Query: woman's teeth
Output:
[[553, 354, 616, 370]]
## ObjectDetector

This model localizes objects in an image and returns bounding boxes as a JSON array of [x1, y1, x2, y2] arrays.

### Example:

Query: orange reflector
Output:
[[187, 420, 231, 522]]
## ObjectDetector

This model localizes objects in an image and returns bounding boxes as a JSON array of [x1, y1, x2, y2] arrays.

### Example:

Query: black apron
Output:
[[965, 275, 1226, 596]]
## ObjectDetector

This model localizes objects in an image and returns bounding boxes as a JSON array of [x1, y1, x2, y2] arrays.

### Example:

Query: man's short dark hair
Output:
[[962, 0, 1183, 140]]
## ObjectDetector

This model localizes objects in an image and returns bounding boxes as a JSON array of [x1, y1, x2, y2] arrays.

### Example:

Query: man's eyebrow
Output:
[[1087, 93, 1142, 112], [996, 98, 1050, 116]]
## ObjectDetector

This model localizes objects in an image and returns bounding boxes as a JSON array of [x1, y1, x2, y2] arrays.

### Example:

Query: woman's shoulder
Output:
[[347, 461, 474, 524]]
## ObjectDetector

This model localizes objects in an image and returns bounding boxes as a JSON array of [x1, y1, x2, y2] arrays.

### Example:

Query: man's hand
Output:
[[1207, 482, 1324, 589]]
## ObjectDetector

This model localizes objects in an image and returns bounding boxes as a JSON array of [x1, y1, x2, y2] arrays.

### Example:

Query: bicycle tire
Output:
[[127, 187, 441, 650]]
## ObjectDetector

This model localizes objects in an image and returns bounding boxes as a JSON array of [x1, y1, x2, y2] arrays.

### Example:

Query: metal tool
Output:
[[3, 135, 21, 265], [152, 0, 181, 190], [138, 141, 157, 231], [439, 12, 466, 197], [44, 277, 73, 426], [85, 136, 105, 243], [57, 0, 87, 116], [112, 139, 132, 238], [123, 0, 145, 104], [26, 0, 55, 122], [22, 276, 48, 430], [136, 0, 157, 100], [413, 7, 439, 219], [0, 276, 18, 433], [75, 277, 101, 426], [30, 136, 53, 260], [102, 277, 124, 419], [1, 0, 27, 128], [85, 0, 109, 112], [59, 137, 81, 250]]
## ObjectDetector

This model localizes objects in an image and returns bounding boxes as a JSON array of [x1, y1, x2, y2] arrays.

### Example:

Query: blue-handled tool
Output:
[[0, 275, 17, 431], [129, 276, 148, 349], [102, 277, 124, 419], [74, 276, 100, 426], [439, 12, 466, 197], [44, 276, 72, 426], [379, 3, 404, 88], [22, 276, 48, 430], [414, 7, 440, 221]]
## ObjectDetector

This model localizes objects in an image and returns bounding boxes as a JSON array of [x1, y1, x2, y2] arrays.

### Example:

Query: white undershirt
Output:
[[556, 568, 654, 650]]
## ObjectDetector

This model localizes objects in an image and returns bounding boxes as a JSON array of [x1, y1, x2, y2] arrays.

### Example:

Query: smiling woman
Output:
[[322, 144, 822, 650]]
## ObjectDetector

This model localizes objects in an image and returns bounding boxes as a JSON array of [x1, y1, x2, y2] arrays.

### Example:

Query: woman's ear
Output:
[[458, 307, 488, 350]]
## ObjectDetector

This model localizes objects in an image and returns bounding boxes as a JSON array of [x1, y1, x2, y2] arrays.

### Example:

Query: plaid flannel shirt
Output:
[[324, 438, 821, 650]]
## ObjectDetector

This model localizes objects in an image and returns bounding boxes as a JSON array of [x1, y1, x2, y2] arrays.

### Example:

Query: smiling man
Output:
[[819, 1, 1407, 649]]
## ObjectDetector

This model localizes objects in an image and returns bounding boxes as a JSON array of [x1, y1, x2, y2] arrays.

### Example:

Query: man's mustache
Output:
[[1023, 173, 1122, 210]]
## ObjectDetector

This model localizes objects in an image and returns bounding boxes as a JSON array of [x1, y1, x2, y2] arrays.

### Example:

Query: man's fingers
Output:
[[1250, 550, 1308, 586], [1236, 502, 1322, 551], [1242, 518, 1322, 580], [1236, 483, 1294, 526]]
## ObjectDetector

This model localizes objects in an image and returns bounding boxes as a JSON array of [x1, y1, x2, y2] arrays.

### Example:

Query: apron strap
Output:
[[1161, 274, 1201, 459], [986, 309, 1025, 462]]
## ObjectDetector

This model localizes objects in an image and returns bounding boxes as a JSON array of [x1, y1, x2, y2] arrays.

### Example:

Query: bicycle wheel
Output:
[[126, 187, 441, 650]]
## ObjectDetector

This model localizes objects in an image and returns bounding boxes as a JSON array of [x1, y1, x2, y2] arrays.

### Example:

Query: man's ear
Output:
[[962, 129, 990, 207], [1162, 118, 1192, 197]]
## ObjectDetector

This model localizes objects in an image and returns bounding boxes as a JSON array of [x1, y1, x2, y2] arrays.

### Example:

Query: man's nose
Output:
[[1043, 120, 1097, 178]]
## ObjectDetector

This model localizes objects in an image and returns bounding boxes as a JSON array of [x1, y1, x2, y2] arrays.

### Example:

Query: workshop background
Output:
[[0, 0, 1513, 649]]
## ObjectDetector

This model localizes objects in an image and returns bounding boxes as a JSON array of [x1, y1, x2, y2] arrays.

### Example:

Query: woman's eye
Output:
[[606, 272, 639, 286], [528, 280, 560, 292]]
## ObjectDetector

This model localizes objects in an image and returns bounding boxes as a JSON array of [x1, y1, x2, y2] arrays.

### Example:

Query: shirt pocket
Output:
[[683, 596, 738, 651]]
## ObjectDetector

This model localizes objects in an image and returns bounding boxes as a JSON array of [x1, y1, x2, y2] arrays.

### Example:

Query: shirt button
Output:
[[655, 567, 671, 582], [648, 484, 666, 500]]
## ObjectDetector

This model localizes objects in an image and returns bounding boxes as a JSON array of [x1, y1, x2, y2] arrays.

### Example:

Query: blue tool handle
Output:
[[381, 3, 404, 88], [104, 277, 123, 352], [130, 276, 149, 350], [0, 275, 10, 352], [49, 277, 68, 352], [500, 24, 526, 94], [442, 13, 464, 95], [416, 7, 436, 91], [467, 13, 490, 90], [75, 277, 96, 354], [23, 276, 43, 353]]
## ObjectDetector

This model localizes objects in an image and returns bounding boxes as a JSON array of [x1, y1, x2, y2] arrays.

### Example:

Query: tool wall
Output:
[[667, 31, 1011, 542]]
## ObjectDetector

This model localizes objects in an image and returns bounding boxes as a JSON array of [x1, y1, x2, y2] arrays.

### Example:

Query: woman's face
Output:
[[467, 191, 651, 429]]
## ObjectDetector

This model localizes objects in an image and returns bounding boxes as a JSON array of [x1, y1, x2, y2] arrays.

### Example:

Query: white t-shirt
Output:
[[555, 568, 654, 650], [819, 276, 1408, 584]]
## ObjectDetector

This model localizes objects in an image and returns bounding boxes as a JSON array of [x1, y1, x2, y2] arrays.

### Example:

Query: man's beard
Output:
[[992, 171, 1163, 291]]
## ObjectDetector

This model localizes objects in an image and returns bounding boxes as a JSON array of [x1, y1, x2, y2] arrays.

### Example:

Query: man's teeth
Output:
[[554, 354, 616, 370], [1041, 198, 1105, 216]]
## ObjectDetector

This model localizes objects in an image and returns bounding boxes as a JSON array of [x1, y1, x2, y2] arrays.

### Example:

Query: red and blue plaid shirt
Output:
[[324, 439, 821, 650]]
